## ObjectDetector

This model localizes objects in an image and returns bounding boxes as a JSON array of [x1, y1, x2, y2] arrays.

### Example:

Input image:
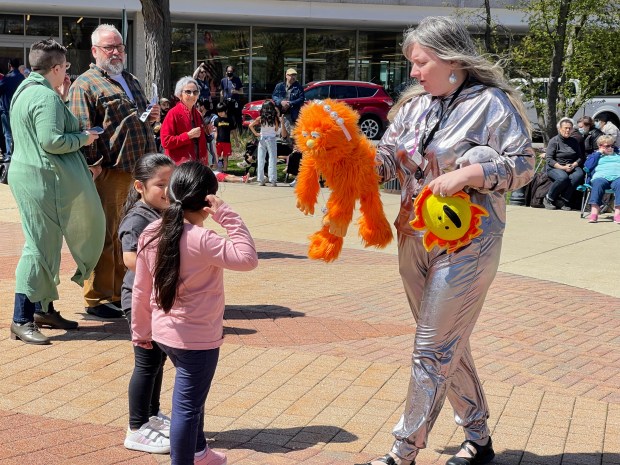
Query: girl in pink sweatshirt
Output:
[[131, 161, 258, 465]]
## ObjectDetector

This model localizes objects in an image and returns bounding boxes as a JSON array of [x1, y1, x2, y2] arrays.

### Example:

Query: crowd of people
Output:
[[3, 15, 619, 465]]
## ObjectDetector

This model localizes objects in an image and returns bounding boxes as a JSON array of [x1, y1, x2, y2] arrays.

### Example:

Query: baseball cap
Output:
[[286, 68, 298, 75]]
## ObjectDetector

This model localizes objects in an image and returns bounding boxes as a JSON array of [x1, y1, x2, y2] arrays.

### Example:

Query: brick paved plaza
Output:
[[0, 183, 619, 465]]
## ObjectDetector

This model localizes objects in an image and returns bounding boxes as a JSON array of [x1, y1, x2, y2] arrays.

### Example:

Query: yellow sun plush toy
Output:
[[294, 98, 393, 262], [410, 186, 488, 254]]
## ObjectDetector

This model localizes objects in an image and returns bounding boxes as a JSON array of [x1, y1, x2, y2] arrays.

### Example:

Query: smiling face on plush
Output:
[[410, 186, 488, 253], [293, 99, 360, 160]]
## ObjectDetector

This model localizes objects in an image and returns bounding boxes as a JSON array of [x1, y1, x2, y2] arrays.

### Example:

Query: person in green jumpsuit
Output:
[[8, 39, 105, 345]]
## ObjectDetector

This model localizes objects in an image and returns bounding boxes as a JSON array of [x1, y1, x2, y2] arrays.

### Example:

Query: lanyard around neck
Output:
[[419, 79, 467, 154]]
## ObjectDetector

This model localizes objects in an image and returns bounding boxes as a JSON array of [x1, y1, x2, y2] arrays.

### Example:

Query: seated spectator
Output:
[[595, 113, 620, 146], [544, 117, 585, 210], [584, 135, 620, 223], [159, 97, 171, 121], [578, 116, 604, 156]]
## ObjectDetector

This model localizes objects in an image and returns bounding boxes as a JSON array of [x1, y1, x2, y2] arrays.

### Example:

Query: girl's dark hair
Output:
[[216, 102, 227, 114], [121, 153, 176, 218], [260, 100, 277, 127], [151, 161, 218, 312]]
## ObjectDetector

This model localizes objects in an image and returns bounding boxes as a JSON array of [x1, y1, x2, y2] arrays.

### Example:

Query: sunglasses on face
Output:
[[182, 90, 200, 96], [599, 144, 613, 149]]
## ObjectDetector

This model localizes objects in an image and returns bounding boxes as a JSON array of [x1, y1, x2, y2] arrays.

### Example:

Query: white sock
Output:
[[195, 447, 207, 457]]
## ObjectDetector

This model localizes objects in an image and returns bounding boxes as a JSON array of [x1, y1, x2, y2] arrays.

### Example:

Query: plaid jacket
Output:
[[68, 64, 156, 172]]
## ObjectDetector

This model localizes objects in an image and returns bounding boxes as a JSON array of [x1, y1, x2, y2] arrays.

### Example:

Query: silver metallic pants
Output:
[[391, 231, 502, 460]]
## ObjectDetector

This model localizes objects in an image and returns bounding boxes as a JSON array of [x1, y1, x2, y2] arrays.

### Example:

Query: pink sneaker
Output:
[[587, 214, 598, 223], [195, 447, 227, 465]]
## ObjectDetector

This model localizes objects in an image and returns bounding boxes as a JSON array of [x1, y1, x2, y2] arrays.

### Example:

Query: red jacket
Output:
[[161, 102, 209, 165]]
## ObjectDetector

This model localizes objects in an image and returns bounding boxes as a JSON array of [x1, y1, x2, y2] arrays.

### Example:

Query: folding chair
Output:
[[577, 167, 615, 218]]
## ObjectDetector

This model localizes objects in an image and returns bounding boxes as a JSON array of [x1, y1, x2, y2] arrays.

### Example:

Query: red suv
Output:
[[242, 80, 393, 139]]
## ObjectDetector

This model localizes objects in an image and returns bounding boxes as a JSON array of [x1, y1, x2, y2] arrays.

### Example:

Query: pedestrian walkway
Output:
[[0, 182, 619, 465]]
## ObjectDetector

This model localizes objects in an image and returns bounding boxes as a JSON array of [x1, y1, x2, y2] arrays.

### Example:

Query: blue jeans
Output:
[[257, 136, 277, 184], [0, 111, 12, 157], [13, 295, 56, 324], [589, 177, 620, 207], [158, 344, 220, 465], [547, 166, 584, 202]]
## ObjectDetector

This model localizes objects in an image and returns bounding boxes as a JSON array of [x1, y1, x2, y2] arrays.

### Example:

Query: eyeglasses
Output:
[[599, 144, 613, 148], [94, 44, 126, 54], [182, 90, 200, 96], [53, 62, 71, 70]]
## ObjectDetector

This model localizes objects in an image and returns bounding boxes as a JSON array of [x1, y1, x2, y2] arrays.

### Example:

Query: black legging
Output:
[[126, 312, 167, 429]]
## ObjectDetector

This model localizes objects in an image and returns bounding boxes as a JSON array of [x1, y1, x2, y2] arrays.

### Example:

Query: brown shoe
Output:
[[10, 322, 50, 345], [34, 309, 78, 330]]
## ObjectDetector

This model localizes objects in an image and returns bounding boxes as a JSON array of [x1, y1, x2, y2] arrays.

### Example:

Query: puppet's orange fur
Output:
[[293, 99, 393, 262]]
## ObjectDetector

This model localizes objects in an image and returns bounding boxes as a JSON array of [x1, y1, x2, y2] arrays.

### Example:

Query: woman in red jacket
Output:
[[161, 77, 209, 165]]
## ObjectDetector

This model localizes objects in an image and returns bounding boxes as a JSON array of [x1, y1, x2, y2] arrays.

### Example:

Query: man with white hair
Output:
[[68, 24, 160, 319]]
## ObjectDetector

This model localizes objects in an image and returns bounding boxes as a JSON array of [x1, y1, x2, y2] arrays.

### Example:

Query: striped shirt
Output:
[[67, 64, 157, 172]]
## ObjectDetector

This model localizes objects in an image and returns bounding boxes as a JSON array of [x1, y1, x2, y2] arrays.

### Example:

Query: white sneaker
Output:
[[124, 423, 170, 454], [148, 411, 171, 437]]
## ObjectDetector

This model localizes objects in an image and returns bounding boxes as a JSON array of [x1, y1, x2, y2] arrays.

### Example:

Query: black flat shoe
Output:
[[86, 303, 125, 319], [34, 309, 78, 329], [446, 438, 495, 465], [356, 454, 402, 465]]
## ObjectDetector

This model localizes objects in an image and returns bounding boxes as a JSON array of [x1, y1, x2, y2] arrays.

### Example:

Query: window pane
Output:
[[251, 26, 303, 101], [330, 85, 357, 99], [305, 85, 329, 100], [306, 29, 355, 83], [26, 15, 58, 37], [357, 86, 377, 97], [197, 25, 250, 104], [0, 15, 24, 35], [358, 31, 409, 98], [62, 17, 99, 80], [171, 23, 194, 87]]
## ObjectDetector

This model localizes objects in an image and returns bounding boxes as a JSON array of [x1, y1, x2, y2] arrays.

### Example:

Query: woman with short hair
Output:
[[160, 76, 210, 166], [9, 38, 104, 344], [544, 117, 585, 210]]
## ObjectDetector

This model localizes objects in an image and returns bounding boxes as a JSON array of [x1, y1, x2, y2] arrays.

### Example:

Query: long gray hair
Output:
[[393, 16, 530, 134]]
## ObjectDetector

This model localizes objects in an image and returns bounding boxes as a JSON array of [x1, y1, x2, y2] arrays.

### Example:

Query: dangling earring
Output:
[[449, 71, 457, 84]]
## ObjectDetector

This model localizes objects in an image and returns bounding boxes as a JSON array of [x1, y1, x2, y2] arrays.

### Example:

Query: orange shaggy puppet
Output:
[[293, 99, 393, 262]]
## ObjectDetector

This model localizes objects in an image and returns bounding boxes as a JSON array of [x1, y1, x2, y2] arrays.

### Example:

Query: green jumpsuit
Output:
[[9, 72, 105, 309]]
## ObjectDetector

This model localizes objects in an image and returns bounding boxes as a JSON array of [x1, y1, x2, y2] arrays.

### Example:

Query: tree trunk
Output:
[[546, 0, 571, 139], [484, 0, 494, 54], [141, 0, 171, 99]]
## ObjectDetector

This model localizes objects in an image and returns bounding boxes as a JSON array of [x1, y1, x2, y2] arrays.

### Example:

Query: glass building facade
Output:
[[169, 23, 410, 103], [0, 13, 133, 81]]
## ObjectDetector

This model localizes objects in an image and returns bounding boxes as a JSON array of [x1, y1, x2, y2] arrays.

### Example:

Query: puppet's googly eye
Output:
[[336, 118, 344, 125], [311, 131, 320, 138], [324, 105, 331, 111], [302, 131, 309, 137], [330, 111, 338, 119]]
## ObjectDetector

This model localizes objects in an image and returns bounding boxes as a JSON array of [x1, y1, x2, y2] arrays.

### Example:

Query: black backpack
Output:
[[525, 171, 553, 208]]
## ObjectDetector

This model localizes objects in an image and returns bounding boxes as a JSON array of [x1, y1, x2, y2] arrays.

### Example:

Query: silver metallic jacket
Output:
[[376, 83, 535, 236]]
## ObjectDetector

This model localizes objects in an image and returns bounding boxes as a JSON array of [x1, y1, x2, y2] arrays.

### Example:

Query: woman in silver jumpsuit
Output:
[[358, 17, 535, 465]]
